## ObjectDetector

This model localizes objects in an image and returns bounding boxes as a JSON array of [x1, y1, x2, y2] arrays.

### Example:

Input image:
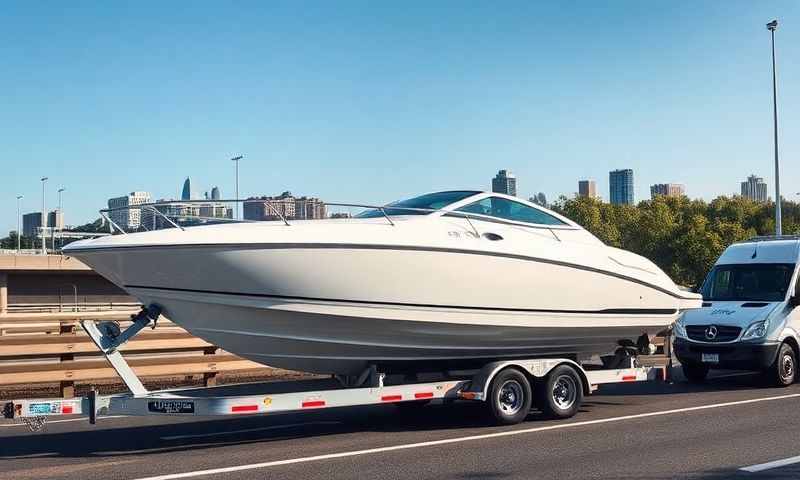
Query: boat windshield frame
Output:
[[95, 191, 580, 235]]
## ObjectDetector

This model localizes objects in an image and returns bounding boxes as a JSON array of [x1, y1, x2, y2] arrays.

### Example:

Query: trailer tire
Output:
[[487, 368, 532, 425], [768, 343, 796, 387], [534, 364, 583, 419], [682, 362, 709, 384]]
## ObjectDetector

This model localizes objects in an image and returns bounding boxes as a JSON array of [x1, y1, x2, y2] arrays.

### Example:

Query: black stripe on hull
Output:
[[127, 284, 678, 316]]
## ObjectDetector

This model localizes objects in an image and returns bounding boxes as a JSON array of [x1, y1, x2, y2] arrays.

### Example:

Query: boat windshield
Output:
[[701, 263, 796, 302], [356, 191, 480, 218]]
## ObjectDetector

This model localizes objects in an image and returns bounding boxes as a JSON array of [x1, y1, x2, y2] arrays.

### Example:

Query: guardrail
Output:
[[0, 310, 269, 397], [5, 302, 142, 314]]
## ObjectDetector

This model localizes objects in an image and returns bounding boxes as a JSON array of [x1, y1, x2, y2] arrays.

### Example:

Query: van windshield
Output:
[[701, 263, 795, 302]]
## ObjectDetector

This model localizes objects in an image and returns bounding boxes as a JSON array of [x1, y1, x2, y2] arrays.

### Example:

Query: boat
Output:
[[63, 190, 702, 376]]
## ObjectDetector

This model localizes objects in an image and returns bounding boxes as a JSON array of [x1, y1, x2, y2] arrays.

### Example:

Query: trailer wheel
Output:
[[487, 368, 532, 425], [768, 343, 796, 387], [682, 362, 709, 384], [534, 364, 583, 419]]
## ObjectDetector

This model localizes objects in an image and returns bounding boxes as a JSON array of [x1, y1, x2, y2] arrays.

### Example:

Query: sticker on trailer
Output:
[[147, 400, 195, 414], [263, 397, 272, 407], [28, 402, 66, 415]]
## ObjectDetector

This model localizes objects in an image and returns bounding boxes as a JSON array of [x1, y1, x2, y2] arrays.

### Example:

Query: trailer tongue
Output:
[[3, 306, 666, 431]]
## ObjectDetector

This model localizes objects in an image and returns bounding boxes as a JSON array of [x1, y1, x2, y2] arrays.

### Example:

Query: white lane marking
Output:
[[0, 415, 125, 428], [161, 421, 342, 441], [740, 455, 800, 472], [133, 391, 800, 480]]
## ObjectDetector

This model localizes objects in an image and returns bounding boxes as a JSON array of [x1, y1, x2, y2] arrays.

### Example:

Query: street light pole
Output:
[[40, 177, 48, 255], [767, 19, 781, 236], [231, 155, 243, 220], [16, 195, 23, 254], [57, 188, 65, 251]]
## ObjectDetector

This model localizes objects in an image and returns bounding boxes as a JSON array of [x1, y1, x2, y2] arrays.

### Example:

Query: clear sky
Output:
[[1, 1, 798, 232]]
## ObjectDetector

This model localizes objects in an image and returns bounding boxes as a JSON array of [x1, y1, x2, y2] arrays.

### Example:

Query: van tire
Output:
[[768, 343, 796, 387], [682, 362, 709, 383]]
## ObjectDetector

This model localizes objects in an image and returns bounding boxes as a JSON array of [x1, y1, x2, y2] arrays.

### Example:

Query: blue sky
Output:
[[1, 1, 798, 232]]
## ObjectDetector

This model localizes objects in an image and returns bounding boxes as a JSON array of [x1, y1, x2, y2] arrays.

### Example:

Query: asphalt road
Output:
[[2, 372, 800, 480]]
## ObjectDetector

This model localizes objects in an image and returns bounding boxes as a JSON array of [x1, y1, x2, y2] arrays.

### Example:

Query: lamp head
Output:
[[767, 20, 778, 31]]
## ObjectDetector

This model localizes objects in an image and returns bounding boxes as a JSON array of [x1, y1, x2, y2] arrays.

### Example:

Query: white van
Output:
[[674, 236, 800, 385]]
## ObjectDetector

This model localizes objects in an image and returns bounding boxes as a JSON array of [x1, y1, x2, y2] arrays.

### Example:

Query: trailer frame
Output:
[[2, 309, 666, 431]]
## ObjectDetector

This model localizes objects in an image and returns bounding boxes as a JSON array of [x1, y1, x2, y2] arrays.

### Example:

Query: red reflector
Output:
[[414, 392, 434, 399], [62, 405, 73, 414], [381, 395, 402, 402], [231, 405, 259, 413], [622, 375, 637, 381], [302, 400, 326, 408]]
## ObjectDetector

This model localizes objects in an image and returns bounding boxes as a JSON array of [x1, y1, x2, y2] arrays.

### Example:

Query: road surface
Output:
[[2, 372, 800, 480]]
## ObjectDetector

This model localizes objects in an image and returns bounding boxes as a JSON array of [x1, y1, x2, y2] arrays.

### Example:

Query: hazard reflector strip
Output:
[[302, 400, 326, 408], [381, 395, 402, 402], [414, 392, 434, 399], [231, 405, 259, 413]]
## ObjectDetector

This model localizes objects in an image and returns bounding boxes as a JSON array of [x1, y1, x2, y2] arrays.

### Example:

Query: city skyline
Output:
[[2, 2, 799, 233]]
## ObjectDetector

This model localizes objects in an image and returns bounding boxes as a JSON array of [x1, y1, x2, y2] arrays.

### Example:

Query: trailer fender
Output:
[[461, 359, 590, 401]]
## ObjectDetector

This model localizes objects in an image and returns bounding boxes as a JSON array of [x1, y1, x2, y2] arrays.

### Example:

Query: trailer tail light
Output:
[[62, 405, 74, 414], [381, 395, 402, 402], [302, 400, 326, 408], [414, 392, 434, 399], [622, 375, 637, 382], [231, 405, 259, 413]]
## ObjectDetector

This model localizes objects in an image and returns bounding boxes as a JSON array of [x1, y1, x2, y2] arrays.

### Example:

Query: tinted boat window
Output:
[[356, 191, 479, 218], [701, 263, 795, 302], [456, 197, 566, 225]]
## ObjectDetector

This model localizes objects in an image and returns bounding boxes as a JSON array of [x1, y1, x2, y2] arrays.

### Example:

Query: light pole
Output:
[[231, 155, 243, 220], [16, 195, 23, 254], [767, 19, 781, 236], [40, 177, 48, 255], [57, 188, 65, 250]]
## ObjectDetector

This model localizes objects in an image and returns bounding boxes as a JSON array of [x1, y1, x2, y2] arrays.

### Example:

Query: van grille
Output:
[[686, 325, 741, 342]]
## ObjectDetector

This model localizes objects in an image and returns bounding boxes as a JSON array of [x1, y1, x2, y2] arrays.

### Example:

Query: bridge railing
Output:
[[0, 310, 270, 398]]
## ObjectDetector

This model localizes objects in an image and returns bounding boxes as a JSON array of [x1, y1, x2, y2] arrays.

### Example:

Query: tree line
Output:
[[551, 195, 800, 288]]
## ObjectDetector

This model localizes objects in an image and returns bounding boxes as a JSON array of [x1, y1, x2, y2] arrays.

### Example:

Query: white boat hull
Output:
[[71, 242, 696, 375]]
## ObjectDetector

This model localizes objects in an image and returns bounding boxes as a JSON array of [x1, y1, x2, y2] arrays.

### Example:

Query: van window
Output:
[[701, 263, 795, 302]]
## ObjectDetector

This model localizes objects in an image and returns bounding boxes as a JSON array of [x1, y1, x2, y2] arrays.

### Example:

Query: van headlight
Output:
[[673, 318, 688, 339], [741, 321, 769, 340]]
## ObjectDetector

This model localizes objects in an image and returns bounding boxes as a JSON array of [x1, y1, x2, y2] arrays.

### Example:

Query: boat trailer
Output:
[[3, 306, 666, 431]]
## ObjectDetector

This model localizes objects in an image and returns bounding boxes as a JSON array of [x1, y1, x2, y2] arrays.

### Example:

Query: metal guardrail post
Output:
[[59, 317, 77, 398], [203, 346, 218, 387], [0, 273, 7, 314]]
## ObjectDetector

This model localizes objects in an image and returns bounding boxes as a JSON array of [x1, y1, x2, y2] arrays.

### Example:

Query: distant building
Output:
[[181, 178, 192, 201], [22, 212, 43, 237], [578, 180, 597, 198], [609, 169, 634, 205], [741, 175, 768, 203], [47, 210, 65, 231], [211, 186, 221, 200], [650, 183, 686, 199], [244, 191, 326, 221], [492, 170, 517, 197], [108, 191, 152, 230]]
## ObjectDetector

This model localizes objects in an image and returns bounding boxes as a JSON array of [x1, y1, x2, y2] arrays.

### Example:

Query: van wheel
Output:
[[768, 343, 796, 387], [487, 368, 532, 425], [682, 362, 709, 383], [534, 364, 583, 419]]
